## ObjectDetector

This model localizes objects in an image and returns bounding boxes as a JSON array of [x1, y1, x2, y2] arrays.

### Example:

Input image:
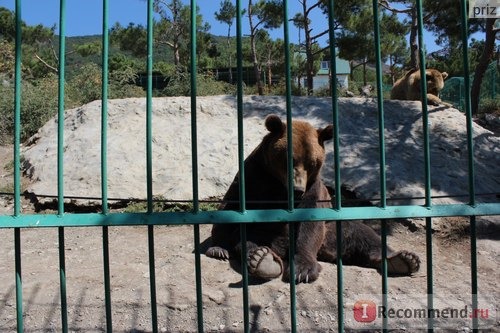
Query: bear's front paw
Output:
[[206, 246, 230, 260], [248, 246, 283, 280], [284, 256, 322, 284]]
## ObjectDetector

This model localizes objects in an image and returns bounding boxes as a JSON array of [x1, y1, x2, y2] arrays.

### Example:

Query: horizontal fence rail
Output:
[[1, 0, 499, 332], [0, 204, 499, 228]]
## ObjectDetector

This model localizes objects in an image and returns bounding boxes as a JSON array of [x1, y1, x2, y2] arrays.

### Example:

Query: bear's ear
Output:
[[318, 125, 334, 144], [441, 72, 448, 80], [265, 115, 285, 134]]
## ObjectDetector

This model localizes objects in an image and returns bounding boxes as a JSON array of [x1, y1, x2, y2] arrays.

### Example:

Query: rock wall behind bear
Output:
[[21, 96, 499, 206]]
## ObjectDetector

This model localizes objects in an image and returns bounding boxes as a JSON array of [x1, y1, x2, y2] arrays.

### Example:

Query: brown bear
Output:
[[391, 68, 451, 106], [206, 115, 420, 283]]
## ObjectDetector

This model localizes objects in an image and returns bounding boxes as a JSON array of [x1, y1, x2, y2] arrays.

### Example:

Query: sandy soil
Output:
[[1, 144, 499, 332]]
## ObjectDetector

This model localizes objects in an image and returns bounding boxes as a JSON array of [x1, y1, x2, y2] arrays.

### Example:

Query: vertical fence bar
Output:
[[415, 0, 431, 207], [14, 229, 22, 333], [415, 0, 435, 330], [189, 1, 198, 212], [101, 0, 109, 214], [98, 0, 113, 330], [282, 1, 297, 331], [469, 215, 478, 331], [458, 1, 478, 330], [102, 226, 112, 332], [425, 216, 434, 330], [327, 5, 340, 211], [459, 4, 476, 207], [372, 4, 385, 209], [57, 0, 66, 216], [13, 2, 22, 216], [326, 1, 344, 330], [189, 1, 205, 331], [58, 228, 68, 333], [239, 223, 249, 333], [145, 1, 159, 332], [235, 1, 249, 331], [56, 1, 68, 331], [235, 0, 249, 331], [371, 1, 388, 331], [193, 224, 204, 332], [148, 225, 158, 333], [13, 1, 23, 331], [146, 4, 154, 213]]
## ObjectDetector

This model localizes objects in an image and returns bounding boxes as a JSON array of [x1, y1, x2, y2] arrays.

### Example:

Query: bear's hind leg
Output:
[[371, 250, 420, 276], [248, 246, 284, 280], [323, 221, 420, 276], [234, 241, 284, 280]]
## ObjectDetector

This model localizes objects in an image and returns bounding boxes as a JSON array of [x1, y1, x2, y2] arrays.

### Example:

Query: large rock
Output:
[[22, 95, 499, 206]]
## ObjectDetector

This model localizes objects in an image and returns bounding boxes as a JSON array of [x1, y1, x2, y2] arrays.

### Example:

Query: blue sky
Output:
[[2, 0, 442, 52]]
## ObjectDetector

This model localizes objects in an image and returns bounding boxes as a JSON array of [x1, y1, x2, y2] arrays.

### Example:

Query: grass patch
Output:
[[123, 197, 219, 213]]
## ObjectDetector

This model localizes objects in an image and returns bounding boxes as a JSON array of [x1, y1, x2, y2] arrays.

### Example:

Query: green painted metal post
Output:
[[189, 1, 205, 332], [14, 229, 22, 333], [148, 226, 158, 333], [326, 1, 344, 330], [235, 0, 250, 331], [415, 0, 436, 330], [371, 1, 388, 331], [282, 0, 297, 331], [100, 0, 113, 331], [145, 1, 159, 332], [13, 1, 23, 331], [56, 1, 69, 331], [101, 0, 109, 214], [58, 227, 68, 333], [426, 216, 434, 331], [459, 1, 478, 330], [100, 0, 114, 329], [102, 226, 113, 332]]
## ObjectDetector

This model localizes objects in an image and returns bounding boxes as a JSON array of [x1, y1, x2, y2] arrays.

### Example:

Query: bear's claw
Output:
[[387, 250, 420, 275], [248, 246, 283, 280], [285, 258, 322, 284], [206, 246, 230, 260]]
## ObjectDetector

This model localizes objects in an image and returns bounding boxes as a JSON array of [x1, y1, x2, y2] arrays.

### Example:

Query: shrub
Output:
[[0, 74, 59, 144], [478, 98, 500, 116], [161, 71, 236, 97]]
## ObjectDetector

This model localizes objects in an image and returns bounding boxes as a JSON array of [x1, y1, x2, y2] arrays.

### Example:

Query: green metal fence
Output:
[[441, 62, 499, 112], [1, 0, 499, 332]]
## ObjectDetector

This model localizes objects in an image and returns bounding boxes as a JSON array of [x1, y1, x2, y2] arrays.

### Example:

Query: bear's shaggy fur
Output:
[[206, 115, 420, 283], [391, 68, 450, 106]]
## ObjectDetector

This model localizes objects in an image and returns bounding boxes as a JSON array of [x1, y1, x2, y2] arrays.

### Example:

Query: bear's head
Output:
[[260, 115, 333, 197], [425, 69, 448, 96]]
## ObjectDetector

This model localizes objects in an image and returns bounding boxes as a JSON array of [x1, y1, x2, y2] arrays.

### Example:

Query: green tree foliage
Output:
[[423, 0, 482, 46], [153, 0, 211, 68], [379, 12, 409, 83], [247, 0, 284, 95], [0, 7, 58, 78], [110, 22, 148, 58], [291, 0, 329, 95], [336, 1, 407, 85], [215, 0, 237, 83], [422, 0, 498, 114]]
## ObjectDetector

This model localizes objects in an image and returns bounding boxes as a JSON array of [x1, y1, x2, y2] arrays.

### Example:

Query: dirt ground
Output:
[[1, 145, 499, 332]]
